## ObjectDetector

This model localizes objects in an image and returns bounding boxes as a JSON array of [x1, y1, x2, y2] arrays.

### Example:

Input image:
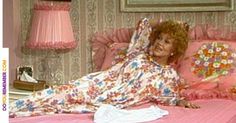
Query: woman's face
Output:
[[149, 33, 175, 57]]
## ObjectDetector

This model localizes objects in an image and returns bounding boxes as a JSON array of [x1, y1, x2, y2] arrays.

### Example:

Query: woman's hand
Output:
[[149, 19, 161, 27], [177, 99, 200, 109]]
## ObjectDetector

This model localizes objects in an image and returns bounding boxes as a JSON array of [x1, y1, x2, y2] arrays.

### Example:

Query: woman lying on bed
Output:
[[10, 18, 199, 118]]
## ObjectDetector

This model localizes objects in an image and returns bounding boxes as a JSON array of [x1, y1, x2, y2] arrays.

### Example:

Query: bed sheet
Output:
[[10, 99, 236, 123]]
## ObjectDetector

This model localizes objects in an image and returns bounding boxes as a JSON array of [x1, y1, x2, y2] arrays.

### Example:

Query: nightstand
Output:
[[9, 85, 34, 103]]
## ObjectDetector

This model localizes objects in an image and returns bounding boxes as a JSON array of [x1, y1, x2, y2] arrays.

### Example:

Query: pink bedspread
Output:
[[10, 99, 236, 123]]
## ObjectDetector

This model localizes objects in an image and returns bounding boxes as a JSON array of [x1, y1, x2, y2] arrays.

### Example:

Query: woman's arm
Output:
[[126, 18, 152, 55], [151, 96, 200, 109], [150, 68, 200, 109]]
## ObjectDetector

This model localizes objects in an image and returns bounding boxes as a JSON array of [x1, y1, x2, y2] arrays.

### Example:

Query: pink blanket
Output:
[[10, 99, 236, 123]]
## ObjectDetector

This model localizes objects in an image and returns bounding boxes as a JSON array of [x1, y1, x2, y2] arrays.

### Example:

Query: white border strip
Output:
[[0, 48, 9, 123], [0, 0, 2, 47]]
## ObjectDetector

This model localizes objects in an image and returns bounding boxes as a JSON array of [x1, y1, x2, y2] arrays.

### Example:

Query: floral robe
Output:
[[10, 18, 180, 117]]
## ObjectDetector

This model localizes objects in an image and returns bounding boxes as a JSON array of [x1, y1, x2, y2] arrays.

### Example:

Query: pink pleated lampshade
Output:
[[26, 2, 77, 49]]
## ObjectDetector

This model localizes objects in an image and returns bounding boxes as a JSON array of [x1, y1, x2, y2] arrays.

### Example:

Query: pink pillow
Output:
[[178, 40, 236, 100], [91, 28, 133, 71]]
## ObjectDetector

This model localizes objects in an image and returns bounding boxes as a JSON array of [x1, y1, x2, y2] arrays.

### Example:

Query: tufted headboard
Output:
[[91, 28, 133, 72]]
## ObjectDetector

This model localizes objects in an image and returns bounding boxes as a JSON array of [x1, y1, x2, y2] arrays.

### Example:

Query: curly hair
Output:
[[149, 20, 189, 64]]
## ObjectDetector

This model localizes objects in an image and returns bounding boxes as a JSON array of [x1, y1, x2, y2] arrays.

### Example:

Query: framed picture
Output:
[[16, 65, 33, 80], [120, 0, 234, 12]]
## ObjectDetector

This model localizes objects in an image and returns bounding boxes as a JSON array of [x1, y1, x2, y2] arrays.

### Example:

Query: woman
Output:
[[10, 18, 199, 118]]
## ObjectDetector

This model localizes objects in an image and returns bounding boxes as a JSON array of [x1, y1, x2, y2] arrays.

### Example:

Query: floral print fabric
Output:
[[191, 42, 236, 81], [10, 18, 180, 117]]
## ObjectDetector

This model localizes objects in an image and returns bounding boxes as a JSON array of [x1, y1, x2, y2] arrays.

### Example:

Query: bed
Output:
[[9, 99, 236, 123], [10, 24, 236, 123]]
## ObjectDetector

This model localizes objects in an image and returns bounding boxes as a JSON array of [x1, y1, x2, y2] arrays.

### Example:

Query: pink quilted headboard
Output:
[[91, 28, 133, 71], [189, 24, 236, 41]]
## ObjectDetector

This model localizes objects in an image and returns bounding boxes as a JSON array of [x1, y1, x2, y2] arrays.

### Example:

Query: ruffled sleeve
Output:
[[126, 18, 152, 55]]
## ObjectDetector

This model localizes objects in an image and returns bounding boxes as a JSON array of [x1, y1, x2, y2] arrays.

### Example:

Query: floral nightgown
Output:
[[10, 18, 181, 117]]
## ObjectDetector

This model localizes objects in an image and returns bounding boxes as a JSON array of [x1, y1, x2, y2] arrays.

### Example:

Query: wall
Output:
[[7, 0, 236, 84], [3, 0, 21, 84]]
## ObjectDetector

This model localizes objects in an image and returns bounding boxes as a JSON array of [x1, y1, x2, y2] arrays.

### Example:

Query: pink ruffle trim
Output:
[[26, 41, 77, 50], [34, 3, 70, 11], [189, 24, 236, 41], [180, 82, 236, 101], [181, 89, 236, 101]]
